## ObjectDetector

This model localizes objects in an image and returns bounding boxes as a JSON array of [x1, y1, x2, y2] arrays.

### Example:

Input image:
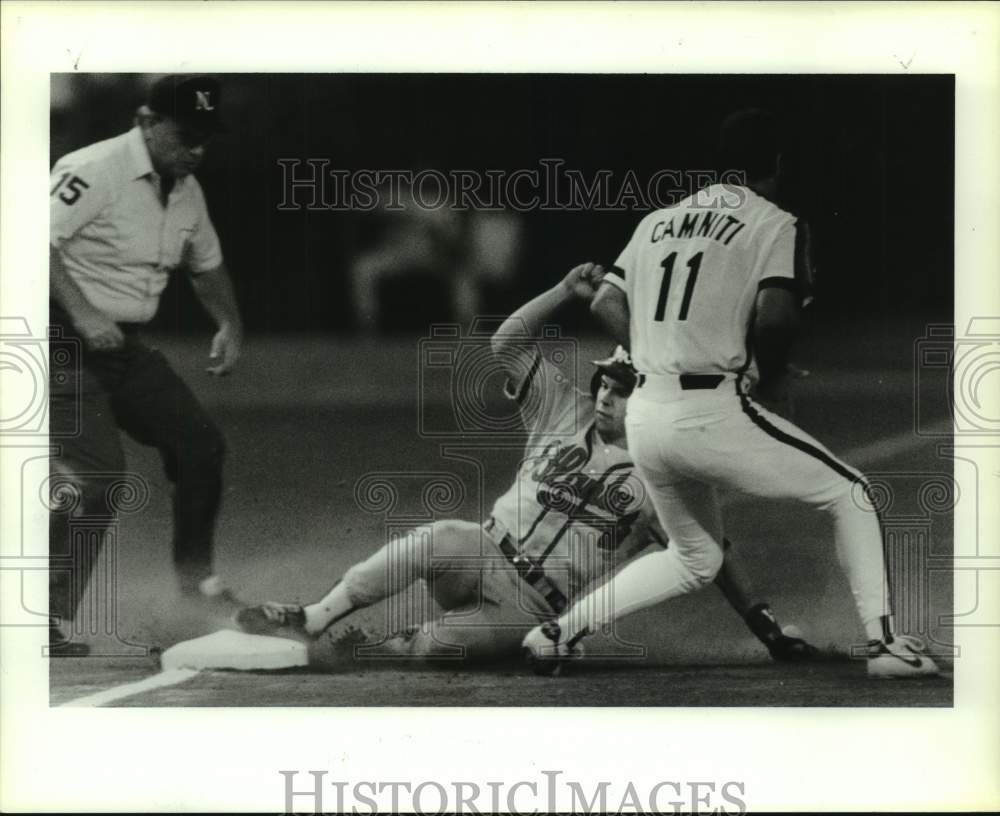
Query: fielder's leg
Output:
[[714, 396, 890, 641], [555, 474, 725, 644], [706, 392, 937, 676], [533, 395, 728, 647]]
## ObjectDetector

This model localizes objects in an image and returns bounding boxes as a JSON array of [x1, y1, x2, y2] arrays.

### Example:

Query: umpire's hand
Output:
[[207, 322, 242, 376]]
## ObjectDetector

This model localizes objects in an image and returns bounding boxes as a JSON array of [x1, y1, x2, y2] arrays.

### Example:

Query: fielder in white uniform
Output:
[[523, 110, 939, 679], [235, 263, 814, 663]]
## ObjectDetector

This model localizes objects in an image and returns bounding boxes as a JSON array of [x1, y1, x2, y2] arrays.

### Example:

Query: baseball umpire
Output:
[[48, 75, 243, 655], [235, 263, 815, 665]]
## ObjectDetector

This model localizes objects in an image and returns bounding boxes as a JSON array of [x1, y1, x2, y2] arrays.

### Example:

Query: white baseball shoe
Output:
[[521, 621, 585, 676], [867, 635, 940, 679]]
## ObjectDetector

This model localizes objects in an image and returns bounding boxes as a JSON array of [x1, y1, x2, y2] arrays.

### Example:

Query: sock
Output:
[[744, 603, 782, 646], [828, 490, 894, 644], [303, 581, 354, 635], [871, 613, 895, 644]]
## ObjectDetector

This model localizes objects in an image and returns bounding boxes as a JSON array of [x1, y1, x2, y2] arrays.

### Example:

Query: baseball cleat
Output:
[[866, 635, 939, 679], [235, 602, 311, 639], [328, 625, 374, 663], [48, 620, 91, 657], [744, 607, 820, 662], [767, 633, 820, 662], [521, 620, 585, 676]]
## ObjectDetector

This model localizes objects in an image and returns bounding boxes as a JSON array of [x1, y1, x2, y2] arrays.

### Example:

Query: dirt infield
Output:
[[47, 319, 956, 708], [51, 656, 952, 708]]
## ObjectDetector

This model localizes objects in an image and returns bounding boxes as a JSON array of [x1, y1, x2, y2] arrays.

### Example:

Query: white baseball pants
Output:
[[562, 376, 890, 643]]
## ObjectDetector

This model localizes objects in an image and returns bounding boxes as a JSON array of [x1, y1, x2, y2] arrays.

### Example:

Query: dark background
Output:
[[48, 74, 955, 703], [51, 74, 954, 333]]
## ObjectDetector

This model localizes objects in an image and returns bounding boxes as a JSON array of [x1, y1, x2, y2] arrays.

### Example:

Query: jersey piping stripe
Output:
[[518, 506, 550, 551], [513, 351, 543, 406], [736, 380, 861, 484], [537, 460, 636, 566], [735, 379, 895, 611]]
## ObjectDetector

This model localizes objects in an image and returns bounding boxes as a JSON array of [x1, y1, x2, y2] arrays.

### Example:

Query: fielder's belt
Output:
[[634, 372, 726, 390], [484, 517, 568, 614]]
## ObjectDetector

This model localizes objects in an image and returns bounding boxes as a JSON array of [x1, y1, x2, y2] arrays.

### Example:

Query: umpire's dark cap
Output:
[[148, 75, 226, 136]]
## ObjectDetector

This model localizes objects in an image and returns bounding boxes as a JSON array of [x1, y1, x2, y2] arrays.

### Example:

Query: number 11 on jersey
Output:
[[654, 251, 703, 322]]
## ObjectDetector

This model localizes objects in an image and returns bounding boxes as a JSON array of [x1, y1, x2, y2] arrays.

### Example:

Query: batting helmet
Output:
[[589, 345, 638, 399]]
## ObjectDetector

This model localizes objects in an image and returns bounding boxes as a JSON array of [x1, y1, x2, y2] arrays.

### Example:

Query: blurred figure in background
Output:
[[48, 75, 244, 654], [349, 178, 521, 334]]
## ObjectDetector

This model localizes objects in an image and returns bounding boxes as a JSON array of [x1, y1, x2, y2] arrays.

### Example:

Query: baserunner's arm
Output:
[[590, 281, 630, 351], [490, 262, 605, 379]]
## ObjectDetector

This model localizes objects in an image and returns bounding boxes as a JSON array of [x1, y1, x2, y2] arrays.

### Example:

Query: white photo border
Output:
[[1, 2, 998, 812]]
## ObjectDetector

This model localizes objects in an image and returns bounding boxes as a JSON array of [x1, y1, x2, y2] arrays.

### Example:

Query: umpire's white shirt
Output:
[[50, 127, 223, 324], [605, 183, 799, 377]]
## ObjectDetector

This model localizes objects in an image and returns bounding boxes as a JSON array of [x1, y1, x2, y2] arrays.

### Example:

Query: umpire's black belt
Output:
[[485, 518, 568, 614], [50, 301, 144, 337], [635, 373, 726, 390]]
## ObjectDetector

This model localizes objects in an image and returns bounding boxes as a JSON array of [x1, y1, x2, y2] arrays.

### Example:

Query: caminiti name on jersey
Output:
[[604, 183, 804, 377]]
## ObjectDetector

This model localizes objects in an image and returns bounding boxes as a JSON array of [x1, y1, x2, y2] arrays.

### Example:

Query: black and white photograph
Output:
[[43, 70, 957, 706], [2, 2, 998, 813]]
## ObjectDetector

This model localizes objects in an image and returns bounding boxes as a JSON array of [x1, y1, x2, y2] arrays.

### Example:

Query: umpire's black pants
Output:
[[49, 303, 225, 624]]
